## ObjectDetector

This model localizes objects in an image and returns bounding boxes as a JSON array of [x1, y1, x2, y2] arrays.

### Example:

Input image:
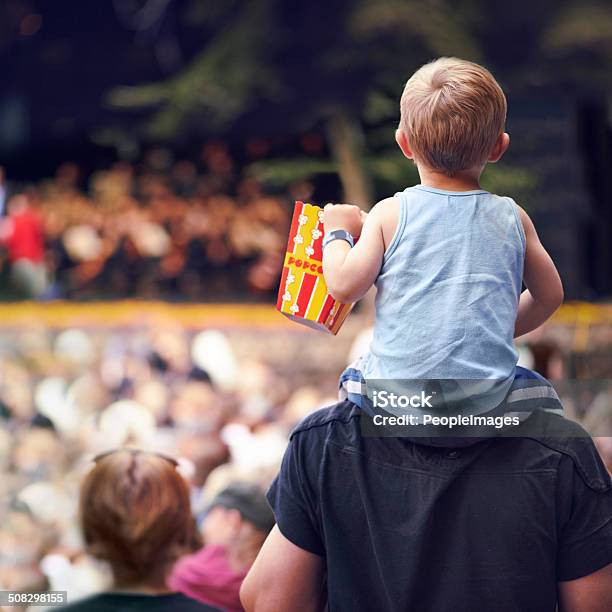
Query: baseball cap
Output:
[[208, 481, 275, 533]]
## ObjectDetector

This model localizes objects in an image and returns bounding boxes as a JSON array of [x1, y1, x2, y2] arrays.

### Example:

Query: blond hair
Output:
[[399, 57, 507, 176]]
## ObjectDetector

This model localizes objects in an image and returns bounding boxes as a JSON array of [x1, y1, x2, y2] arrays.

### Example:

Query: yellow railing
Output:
[[0, 301, 609, 335], [0, 301, 294, 329]]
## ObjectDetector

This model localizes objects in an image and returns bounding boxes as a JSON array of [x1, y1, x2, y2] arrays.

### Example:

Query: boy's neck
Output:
[[417, 165, 483, 192]]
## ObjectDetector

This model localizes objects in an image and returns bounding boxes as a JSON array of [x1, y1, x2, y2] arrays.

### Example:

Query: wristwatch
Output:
[[322, 229, 355, 250]]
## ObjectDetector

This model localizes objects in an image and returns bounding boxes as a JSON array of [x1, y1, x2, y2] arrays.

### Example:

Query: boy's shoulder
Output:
[[367, 196, 401, 240], [373, 195, 400, 207], [369, 195, 400, 216]]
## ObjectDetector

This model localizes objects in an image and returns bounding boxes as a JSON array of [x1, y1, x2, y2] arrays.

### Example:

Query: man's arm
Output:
[[514, 206, 564, 338], [240, 525, 325, 612], [555, 442, 612, 611], [558, 562, 612, 612], [322, 201, 386, 304]]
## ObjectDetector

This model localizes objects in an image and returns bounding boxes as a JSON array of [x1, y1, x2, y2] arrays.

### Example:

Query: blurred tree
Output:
[[109, 0, 279, 134], [109, 0, 483, 207], [108, 0, 612, 212]]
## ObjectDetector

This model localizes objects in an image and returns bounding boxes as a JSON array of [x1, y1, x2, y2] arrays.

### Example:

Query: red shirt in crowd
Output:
[[4, 209, 45, 263]]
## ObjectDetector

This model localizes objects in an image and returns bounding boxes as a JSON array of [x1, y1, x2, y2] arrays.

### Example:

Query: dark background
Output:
[[1, 0, 611, 300]]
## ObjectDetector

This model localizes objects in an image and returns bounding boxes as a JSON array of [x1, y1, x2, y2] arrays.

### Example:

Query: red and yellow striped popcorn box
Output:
[[276, 201, 353, 334]]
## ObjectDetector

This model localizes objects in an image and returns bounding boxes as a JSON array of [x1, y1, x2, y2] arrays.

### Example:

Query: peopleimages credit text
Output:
[[372, 413, 520, 429]]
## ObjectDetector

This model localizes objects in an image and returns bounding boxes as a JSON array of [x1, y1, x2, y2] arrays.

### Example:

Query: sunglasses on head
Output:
[[92, 448, 179, 467]]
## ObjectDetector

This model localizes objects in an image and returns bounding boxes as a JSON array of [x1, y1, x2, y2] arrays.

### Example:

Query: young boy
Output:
[[322, 57, 564, 422]]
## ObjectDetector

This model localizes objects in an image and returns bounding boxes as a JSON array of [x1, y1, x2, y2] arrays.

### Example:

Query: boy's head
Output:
[[397, 57, 508, 177]]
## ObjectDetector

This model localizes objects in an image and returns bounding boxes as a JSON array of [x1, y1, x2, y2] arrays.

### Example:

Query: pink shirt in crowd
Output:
[[169, 545, 247, 612]]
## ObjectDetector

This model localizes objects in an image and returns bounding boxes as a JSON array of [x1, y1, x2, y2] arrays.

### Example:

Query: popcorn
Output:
[[276, 201, 353, 334]]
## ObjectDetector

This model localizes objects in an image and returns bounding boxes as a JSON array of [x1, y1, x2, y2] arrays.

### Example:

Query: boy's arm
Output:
[[322, 201, 386, 304], [514, 206, 564, 338]]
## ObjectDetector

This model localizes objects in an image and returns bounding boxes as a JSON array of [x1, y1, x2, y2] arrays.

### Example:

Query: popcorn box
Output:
[[276, 201, 353, 334]]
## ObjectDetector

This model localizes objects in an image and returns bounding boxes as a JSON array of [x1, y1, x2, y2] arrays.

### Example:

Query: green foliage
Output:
[[363, 90, 398, 124], [539, 2, 612, 89], [105, 0, 612, 206], [480, 165, 538, 204], [108, 0, 280, 138], [248, 158, 338, 187], [544, 3, 612, 53], [365, 150, 419, 193], [247, 148, 421, 198], [349, 0, 481, 62], [107, 0, 488, 142]]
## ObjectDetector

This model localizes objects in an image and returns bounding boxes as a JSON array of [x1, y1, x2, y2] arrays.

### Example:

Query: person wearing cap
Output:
[[169, 482, 274, 612]]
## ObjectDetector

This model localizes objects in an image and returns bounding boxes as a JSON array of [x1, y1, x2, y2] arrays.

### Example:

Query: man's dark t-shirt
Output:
[[59, 592, 220, 612], [267, 401, 612, 612]]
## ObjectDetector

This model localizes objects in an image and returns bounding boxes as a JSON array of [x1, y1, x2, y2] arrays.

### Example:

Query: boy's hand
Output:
[[323, 203, 367, 237], [322, 199, 385, 304]]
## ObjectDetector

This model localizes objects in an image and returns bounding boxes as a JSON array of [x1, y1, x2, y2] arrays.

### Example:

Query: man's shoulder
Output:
[[290, 400, 360, 440], [289, 406, 611, 493], [520, 412, 611, 492]]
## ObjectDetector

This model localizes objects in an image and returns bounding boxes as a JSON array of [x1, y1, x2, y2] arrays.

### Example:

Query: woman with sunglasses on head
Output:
[[60, 449, 221, 611]]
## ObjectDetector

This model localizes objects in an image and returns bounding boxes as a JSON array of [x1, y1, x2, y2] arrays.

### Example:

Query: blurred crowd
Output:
[[0, 321, 339, 607], [0, 144, 306, 300], [0, 319, 609, 608]]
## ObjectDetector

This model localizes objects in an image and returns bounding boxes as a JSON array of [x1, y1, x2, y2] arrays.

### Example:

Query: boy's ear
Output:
[[488, 132, 510, 163], [395, 129, 415, 160]]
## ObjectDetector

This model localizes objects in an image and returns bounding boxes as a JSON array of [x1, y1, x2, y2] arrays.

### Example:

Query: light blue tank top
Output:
[[361, 185, 525, 412]]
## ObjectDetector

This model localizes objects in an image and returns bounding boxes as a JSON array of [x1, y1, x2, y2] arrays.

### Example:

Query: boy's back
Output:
[[362, 184, 524, 387]]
